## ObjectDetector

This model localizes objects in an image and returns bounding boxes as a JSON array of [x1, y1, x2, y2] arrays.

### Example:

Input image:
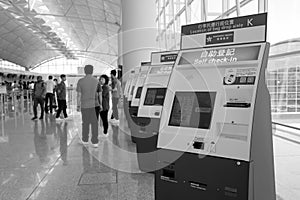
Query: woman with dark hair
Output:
[[99, 74, 110, 136]]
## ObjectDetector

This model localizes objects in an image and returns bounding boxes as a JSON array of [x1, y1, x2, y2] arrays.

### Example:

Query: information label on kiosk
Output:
[[181, 13, 267, 49], [224, 68, 257, 85], [179, 45, 261, 66], [149, 65, 173, 75], [160, 54, 178, 62]]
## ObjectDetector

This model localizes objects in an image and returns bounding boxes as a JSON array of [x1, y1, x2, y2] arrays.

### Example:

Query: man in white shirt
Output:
[[44, 76, 55, 114]]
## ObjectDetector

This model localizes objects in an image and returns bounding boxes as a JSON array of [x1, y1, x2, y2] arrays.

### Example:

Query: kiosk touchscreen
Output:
[[123, 69, 135, 123], [135, 51, 178, 172], [129, 62, 151, 142], [155, 13, 275, 200]]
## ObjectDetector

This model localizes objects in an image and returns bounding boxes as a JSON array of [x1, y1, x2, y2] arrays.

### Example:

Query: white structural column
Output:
[[121, 0, 159, 81]]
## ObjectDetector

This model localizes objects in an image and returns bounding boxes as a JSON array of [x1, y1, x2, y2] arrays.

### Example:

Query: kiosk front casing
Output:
[[155, 43, 275, 200]]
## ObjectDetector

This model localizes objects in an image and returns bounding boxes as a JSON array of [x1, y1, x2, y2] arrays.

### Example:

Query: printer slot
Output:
[[224, 102, 251, 108]]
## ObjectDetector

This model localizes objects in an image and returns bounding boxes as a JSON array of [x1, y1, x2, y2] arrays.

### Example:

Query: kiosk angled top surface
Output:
[[157, 42, 269, 161]]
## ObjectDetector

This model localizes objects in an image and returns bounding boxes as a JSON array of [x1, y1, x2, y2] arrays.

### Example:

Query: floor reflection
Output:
[[33, 120, 50, 165], [57, 122, 68, 166]]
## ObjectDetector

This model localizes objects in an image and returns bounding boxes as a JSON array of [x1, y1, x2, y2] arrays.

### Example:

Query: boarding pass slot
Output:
[[224, 87, 253, 107]]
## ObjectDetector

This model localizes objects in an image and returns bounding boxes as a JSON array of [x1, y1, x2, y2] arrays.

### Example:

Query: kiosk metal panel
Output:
[[127, 67, 140, 101], [124, 70, 135, 98], [138, 51, 177, 118], [131, 64, 150, 107]]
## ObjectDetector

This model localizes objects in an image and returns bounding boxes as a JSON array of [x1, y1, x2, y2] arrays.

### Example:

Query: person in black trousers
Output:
[[32, 76, 46, 120], [99, 74, 110, 136], [55, 74, 68, 120]]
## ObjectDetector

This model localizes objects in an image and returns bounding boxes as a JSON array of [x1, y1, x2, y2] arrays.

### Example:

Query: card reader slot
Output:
[[224, 102, 251, 108], [193, 141, 205, 150], [224, 186, 238, 198]]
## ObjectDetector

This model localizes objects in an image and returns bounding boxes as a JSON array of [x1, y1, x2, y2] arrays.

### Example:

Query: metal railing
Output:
[[0, 89, 34, 116], [0, 88, 77, 117], [272, 122, 300, 145]]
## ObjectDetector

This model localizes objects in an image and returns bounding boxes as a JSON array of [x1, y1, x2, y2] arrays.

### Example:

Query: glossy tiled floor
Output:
[[0, 100, 153, 200], [0, 99, 299, 200]]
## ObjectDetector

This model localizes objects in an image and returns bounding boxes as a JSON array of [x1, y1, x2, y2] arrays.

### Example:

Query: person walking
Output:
[[76, 65, 102, 148], [99, 74, 110, 136], [32, 76, 46, 120], [53, 78, 58, 112], [110, 70, 122, 125], [44, 75, 55, 114], [55, 74, 68, 120]]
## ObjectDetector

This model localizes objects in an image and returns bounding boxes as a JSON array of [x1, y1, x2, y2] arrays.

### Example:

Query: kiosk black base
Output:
[[155, 149, 249, 200], [123, 96, 129, 123], [130, 116, 151, 143], [127, 101, 133, 131], [128, 105, 138, 142], [136, 135, 158, 173], [136, 118, 160, 173]]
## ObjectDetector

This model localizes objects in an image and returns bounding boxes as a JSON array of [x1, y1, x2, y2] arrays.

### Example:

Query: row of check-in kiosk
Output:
[[122, 13, 276, 200]]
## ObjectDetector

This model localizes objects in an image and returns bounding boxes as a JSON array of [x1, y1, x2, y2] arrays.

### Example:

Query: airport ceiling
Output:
[[0, 0, 121, 69]]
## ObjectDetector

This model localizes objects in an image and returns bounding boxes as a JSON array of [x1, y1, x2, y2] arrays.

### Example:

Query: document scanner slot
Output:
[[218, 123, 248, 141]]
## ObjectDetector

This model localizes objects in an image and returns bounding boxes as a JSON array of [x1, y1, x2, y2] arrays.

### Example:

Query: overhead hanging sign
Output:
[[181, 13, 267, 49]]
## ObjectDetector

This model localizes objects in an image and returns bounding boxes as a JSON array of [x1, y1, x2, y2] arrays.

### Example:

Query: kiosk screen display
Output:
[[169, 92, 216, 129], [144, 88, 167, 106], [135, 87, 143, 98]]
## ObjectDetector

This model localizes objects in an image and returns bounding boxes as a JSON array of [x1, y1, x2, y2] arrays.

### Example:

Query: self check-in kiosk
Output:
[[127, 67, 140, 131], [123, 69, 135, 125], [135, 51, 178, 172], [129, 62, 151, 143], [155, 13, 275, 200]]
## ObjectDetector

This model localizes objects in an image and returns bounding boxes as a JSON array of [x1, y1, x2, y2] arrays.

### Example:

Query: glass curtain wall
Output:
[[156, 0, 300, 118], [156, 0, 266, 51]]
